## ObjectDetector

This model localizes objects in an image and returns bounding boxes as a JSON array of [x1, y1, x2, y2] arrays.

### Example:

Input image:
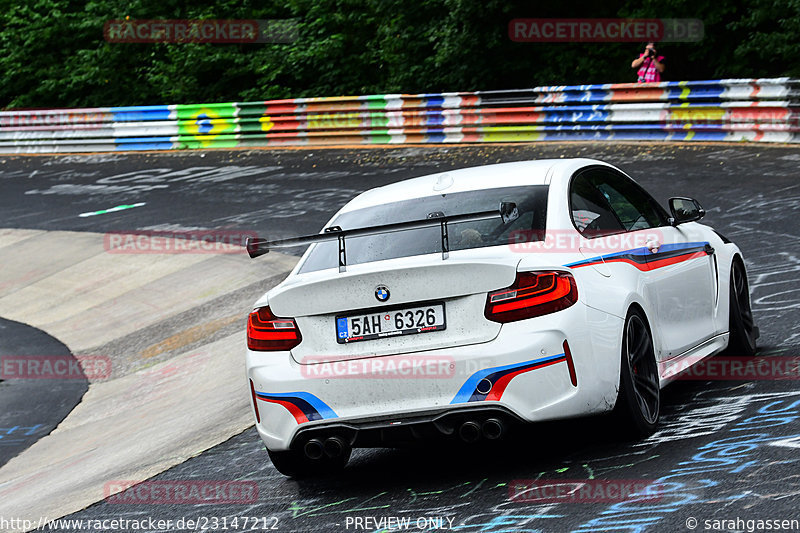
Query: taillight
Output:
[[247, 306, 302, 351], [485, 271, 578, 323]]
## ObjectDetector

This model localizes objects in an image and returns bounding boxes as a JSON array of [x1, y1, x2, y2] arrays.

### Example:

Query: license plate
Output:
[[336, 303, 446, 344]]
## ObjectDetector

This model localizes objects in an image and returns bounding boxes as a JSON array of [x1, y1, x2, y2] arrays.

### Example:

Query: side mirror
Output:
[[668, 197, 705, 226]]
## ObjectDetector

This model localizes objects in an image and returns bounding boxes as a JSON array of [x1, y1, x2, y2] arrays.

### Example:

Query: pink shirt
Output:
[[637, 53, 664, 83]]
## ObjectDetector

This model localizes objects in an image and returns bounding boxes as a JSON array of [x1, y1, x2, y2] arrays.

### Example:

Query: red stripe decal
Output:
[[644, 251, 706, 270], [578, 250, 704, 272], [485, 357, 566, 401], [258, 397, 309, 424], [602, 257, 650, 271]]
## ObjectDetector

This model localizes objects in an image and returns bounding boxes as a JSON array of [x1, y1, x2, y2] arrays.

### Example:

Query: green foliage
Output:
[[727, 0, 800, 78], [0, 0, 798, 108]]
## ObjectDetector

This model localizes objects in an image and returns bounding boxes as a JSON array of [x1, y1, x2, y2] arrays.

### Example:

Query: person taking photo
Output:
[[632, 42, 665, 82]]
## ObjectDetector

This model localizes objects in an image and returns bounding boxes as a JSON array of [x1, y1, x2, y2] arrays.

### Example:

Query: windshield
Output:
[[298, 185, 548, 273]]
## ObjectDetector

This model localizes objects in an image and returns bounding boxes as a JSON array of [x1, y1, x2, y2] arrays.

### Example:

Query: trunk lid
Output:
[[263, 249, 519, 363]]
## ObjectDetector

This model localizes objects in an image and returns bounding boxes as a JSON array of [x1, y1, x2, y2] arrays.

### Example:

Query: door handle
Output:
[[704, 244, 715, 255]]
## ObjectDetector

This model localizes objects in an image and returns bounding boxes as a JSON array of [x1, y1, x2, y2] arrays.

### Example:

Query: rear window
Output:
[[298, 185, 548, 273]]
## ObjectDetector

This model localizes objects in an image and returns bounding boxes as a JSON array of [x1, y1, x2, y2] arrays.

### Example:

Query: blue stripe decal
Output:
[[450, 353, 566, 405], [565, 241, 708, 269], [564, 247, 648, 268], [257, 390, 338, 419], [654, 241, 708, 252], [256, 393, 322, 421]]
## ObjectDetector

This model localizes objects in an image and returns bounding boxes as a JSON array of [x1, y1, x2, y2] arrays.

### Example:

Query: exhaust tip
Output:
[[323, 436, 346, 458], [303, 438, 324, 460], [482, 418, 504, 440], [458, 421, 482, 443]]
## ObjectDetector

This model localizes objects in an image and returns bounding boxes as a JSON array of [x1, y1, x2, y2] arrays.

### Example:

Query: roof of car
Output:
[[338, 158, 606, 213]]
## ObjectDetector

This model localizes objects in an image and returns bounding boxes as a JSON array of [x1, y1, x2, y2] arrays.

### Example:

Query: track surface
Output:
[[1, 143, 799, 532], [0, 319, 86, 467]]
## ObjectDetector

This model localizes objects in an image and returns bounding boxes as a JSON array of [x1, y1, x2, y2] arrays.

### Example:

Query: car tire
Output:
[[267, 446, 351, 478], [614, 308, 660, 438], [721, 258, 757, 357]]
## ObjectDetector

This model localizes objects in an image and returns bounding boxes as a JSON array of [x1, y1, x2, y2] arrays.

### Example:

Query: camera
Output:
[[647, 48, 657, 58]]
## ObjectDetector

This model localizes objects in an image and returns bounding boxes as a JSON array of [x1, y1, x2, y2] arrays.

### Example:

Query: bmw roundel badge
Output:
[[375, 285, 390, 302]]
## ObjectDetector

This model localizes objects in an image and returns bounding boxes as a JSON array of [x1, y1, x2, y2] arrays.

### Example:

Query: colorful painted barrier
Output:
[[0, 78, 798, 153]]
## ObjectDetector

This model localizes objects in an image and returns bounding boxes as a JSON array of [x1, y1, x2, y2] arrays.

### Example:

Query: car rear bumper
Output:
[[287, 404, 526, 450], [246, 302, 623, 451]]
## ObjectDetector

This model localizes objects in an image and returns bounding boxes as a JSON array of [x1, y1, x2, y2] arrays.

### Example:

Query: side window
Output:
[[592, 170, 667, 230], [570, 168, 668, 237], [570, 172, 625, 236]]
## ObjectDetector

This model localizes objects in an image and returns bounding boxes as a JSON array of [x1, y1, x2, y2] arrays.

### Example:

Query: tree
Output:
[[1, 0, 797, 108]]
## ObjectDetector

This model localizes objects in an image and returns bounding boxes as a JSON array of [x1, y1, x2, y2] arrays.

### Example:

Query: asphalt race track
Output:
[[0, 319, 87, 468], [1, 143, 799, 532]]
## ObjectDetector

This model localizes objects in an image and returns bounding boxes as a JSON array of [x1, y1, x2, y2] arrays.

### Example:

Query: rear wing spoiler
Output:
[[245, 201, 519, 272]]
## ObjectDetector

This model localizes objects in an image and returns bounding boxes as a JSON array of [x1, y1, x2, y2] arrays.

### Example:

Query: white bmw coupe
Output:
[[245, 159, 757, 476]]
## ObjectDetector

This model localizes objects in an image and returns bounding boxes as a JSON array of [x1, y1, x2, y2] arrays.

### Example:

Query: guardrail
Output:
[[1, 78, 798, 153]]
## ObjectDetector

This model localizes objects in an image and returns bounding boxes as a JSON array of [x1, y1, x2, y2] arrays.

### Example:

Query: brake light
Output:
[[247, 306, 302, 351], [485, 271, 578, 323]]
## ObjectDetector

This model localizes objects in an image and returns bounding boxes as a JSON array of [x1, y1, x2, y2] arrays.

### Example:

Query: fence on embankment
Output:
[[1, 78, 798, 153]]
